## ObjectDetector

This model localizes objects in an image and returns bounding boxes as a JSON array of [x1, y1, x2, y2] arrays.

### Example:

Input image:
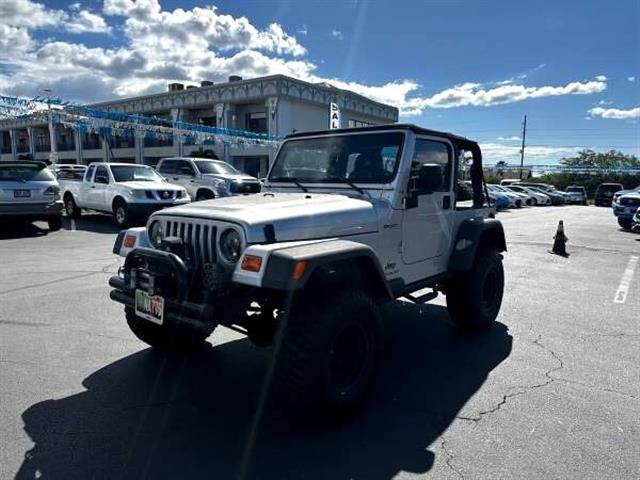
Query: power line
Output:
[[519, 115, 527, 180]]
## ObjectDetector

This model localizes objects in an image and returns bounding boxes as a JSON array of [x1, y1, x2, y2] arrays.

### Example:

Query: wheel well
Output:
[[63, 191, 74, 202], [303, 257, 390, 302], [196, 188, 215, 199], [479, 227, 507, 253], [112, 196, 126, 211]]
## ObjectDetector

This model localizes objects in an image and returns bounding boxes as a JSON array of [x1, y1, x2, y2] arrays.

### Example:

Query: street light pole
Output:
[[43, 88, 57, 165]]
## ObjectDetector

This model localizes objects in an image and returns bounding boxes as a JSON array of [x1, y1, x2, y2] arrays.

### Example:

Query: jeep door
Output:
[[401, 137, 454, 264]]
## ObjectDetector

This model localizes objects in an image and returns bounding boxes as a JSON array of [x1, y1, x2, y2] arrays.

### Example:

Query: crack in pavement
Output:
[[456, 334, 564, 424], [440, 436, 465, 479]]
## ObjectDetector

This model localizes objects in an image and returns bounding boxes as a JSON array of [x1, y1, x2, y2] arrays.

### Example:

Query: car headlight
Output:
[[129, 189, 146, 198], [149, 220, 164, 248], [219, 228, 242, 263]]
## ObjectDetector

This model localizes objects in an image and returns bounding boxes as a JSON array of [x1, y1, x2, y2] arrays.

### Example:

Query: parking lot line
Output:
[[613, 255, 639, 304]]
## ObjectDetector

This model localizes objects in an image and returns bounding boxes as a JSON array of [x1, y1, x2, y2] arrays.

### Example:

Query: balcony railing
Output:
[[83, 141, 101, 150], [1, 146, 11, 154], [35, 144, 51, 152]]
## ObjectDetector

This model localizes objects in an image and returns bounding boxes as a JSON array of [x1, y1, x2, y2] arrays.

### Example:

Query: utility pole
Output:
[[519, 114, 527, 180]]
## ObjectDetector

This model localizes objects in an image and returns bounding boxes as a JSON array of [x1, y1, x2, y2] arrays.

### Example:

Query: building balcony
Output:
[[144, 137, 173, 148], [57, 142, 76, 151], [0, 146, 11, 154]]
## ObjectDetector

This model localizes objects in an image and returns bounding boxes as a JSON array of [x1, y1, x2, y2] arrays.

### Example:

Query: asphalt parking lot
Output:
[[1, 206, 638, 480]]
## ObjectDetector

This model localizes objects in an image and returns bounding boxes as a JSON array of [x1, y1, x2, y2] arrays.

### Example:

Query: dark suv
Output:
[[594, 183, 623, 207]]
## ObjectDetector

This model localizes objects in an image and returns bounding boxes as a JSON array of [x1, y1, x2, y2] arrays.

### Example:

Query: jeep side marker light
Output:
[[241, 255, 263, 272], [124, 234, 137, 248], [292, 261, 307, 280]]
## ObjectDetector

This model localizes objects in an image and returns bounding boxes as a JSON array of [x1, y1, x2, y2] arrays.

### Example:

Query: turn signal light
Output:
[[241, 255, 263, 272], [292, 261, 307, 280], [123, 235, 136, 248]]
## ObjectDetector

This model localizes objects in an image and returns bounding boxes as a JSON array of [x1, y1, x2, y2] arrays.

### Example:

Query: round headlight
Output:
[[149, 220, 163, 248], [220, 228, 242, 263]]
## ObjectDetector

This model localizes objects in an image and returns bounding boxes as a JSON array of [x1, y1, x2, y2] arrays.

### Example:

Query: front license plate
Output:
[[14, 189, 30, 198], [135, 289, 164, 325]]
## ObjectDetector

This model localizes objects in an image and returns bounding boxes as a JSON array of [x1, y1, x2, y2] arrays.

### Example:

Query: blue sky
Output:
[[1, 0, 638, 164]]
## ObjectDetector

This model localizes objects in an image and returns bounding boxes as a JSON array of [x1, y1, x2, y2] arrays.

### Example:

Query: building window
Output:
[[347, 119, 372, 128], [245, 112, 267, 134]]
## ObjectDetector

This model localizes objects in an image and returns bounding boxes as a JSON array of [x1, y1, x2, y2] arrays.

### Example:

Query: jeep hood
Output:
[[155, 192, 379, 242]]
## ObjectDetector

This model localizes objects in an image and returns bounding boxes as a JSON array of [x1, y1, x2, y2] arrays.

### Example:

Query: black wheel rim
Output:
[[66, 200, 73, 214], [327, 324, 369, 392]]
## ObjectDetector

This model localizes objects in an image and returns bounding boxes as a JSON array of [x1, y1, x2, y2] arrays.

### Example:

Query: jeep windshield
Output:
[[269, 132, 404, 185]]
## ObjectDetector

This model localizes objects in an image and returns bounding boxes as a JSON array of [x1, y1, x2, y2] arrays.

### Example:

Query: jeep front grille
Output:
[[164, 219, 217, 265]]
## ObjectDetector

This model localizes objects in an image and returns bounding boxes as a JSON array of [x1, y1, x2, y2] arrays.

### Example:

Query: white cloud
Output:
[[595, 75, 607, 81], [480, 142, 583, 162], [67, 10, 111, 34], [331, 29, 343, 40], [297, 24, 308, 36], [628, 76, 636, 82], [497, 136, 521, 141], [0, 0, 66, 28], [0, 0, 611, 117], [588, 106, 640, 119]]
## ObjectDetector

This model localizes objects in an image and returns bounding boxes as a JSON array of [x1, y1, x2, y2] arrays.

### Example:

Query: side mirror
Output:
[[416, 164, 443, 192]]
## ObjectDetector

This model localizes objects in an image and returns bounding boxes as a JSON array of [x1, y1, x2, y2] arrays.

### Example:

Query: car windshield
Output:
[[194, 161, 238, 175], [0, 164, 55, 182], [110, 165, 162, 182], [269, 132, 404, 184]]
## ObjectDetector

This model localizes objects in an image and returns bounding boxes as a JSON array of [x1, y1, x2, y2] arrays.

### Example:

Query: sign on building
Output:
[[329, 102, 341, 129]]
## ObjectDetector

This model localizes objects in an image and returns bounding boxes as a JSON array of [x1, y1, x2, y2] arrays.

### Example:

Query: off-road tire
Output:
[[47, 215, 62, 231], [196, 190, 215, 202], [125, 307, 215, 351], [273, 290, 383, 417], [113, 199, 130, 227], [64, 193, 81, 219], [446, 250, 504, 330], [618, 218, 633, 230]]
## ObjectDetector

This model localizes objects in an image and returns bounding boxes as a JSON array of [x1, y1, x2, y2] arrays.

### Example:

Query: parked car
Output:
[[565, 186, 588, 205], [488, 190, 511, 210], [0, 161, 63, 231], [612, 191, 640, 230], [487, 184, 522, 208], [59, 162, 190, 226], [517, 182, 570, 203], [508, 185, 551, 205], [499, 179, 521, 186], [613, 185, 640, 204], [52, 164, 87, 179], [156, 157, 261, 201], [527, 186, 565, 205], [594, 183, 623, 207], [632, 207, 640, 233]]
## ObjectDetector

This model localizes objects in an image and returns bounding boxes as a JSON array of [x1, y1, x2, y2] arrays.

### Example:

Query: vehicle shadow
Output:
[[0, 219, 49, 239], [62, 213, 131, 234], [17, 302, 512, 480]]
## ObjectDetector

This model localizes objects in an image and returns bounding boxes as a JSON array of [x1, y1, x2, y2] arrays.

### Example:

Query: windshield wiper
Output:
[[324, 176, 366, 195], [270, 176, 308, 192]]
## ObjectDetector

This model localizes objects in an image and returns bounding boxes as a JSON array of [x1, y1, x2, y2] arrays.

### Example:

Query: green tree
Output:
[[560, 149, 640, 169]]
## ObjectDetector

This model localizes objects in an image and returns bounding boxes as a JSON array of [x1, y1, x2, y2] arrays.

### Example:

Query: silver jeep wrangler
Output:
[[109, 124, 506, 415]]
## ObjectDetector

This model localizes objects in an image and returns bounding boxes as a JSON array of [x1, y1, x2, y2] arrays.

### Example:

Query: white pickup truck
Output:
[[59, 162, 190, 226]]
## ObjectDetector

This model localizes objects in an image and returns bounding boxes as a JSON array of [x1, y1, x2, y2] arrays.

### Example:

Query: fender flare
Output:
[[259, 239, 393, 300], [448, 217, 507, 271]]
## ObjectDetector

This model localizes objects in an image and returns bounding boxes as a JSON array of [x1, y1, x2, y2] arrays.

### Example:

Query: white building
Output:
[[0, 74, 398, 177]]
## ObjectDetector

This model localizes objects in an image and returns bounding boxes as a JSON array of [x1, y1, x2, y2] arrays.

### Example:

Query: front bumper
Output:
[[127, 200, 190, 218], [109, 247, 230, 331], [0, 200, 63, 218], [613, 205, 637, 219]]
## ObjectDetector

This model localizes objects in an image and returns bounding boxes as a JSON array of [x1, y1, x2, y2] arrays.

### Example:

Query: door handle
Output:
[[91, 185, 96, 189]]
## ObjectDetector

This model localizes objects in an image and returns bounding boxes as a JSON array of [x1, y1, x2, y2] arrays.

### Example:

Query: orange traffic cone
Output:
[[550, 220, 569, 257]]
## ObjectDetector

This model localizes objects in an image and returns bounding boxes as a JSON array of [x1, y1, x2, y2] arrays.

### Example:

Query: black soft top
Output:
[[285, 123, 476, 148]]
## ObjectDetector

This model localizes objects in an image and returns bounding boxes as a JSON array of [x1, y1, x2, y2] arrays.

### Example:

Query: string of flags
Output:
[[492, 165, 640, 175], [0, 93, 284, 150]]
